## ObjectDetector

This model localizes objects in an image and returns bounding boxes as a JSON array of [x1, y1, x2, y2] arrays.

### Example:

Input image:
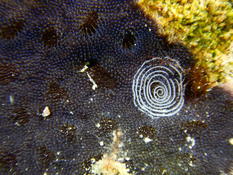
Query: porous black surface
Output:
[[0, 0, 232, 175]]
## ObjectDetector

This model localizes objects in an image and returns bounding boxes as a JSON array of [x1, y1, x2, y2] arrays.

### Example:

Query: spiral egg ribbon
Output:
[[132, 57, 185, 119]]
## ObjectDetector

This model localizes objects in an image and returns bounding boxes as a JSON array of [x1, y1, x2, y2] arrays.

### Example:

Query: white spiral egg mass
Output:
[[132, 57, 185, 119]]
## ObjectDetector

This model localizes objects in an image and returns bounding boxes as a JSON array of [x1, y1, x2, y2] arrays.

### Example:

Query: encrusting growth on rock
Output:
[[91, 129, 132, 175]]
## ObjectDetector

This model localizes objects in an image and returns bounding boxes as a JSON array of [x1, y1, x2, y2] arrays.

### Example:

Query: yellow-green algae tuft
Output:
[[137, 0, 233, 92]]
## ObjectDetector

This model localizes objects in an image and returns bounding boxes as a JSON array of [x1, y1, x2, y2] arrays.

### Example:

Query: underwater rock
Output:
[[0, 0, 232, 175]]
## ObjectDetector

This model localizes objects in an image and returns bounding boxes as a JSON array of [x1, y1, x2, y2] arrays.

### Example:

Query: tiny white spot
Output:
[[125, 157, 130, 161], [79, 65, 89, 73], [42, 106, 51, 117], [186, 136, 195, 149], [87, 72, 98, 90], [143, 137, 153, 143], [117, 157, 124, 162], [229, 138, 233, 145], [96, 123, 100, 128], [9, 95, 14, 104], [15, 122, 21, 126], [141, 167, 146, 171], [99, 141, 104, 146], [189, 161, 195, 167]]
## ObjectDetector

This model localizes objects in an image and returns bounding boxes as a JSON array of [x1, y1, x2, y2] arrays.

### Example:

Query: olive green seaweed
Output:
[[138, 0, 233, 88]]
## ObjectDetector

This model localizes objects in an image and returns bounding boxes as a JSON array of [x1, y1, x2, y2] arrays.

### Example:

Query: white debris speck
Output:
[[96, 123, 100, 128], [162, 169, 167, 175], [15, 122, 21, 126], [125, 157, 130, 161], [9, 95, 14, 104], [99, 141, 104, 146], [186, 136, 195, 149], [56, 151, 61, 155], [87, 72, 98, 90], [189, 161, 195, 167], [79, 65, 89, 72], [42, 106, 51, 117], [69, 111, 74, 115], [141, 167, 146, 171], [143, 137, 152, 143], [229, 138, 233, 145]]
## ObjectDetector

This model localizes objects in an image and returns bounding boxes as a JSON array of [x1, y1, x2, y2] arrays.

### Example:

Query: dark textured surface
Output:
[[0, 0, 232, 175]]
